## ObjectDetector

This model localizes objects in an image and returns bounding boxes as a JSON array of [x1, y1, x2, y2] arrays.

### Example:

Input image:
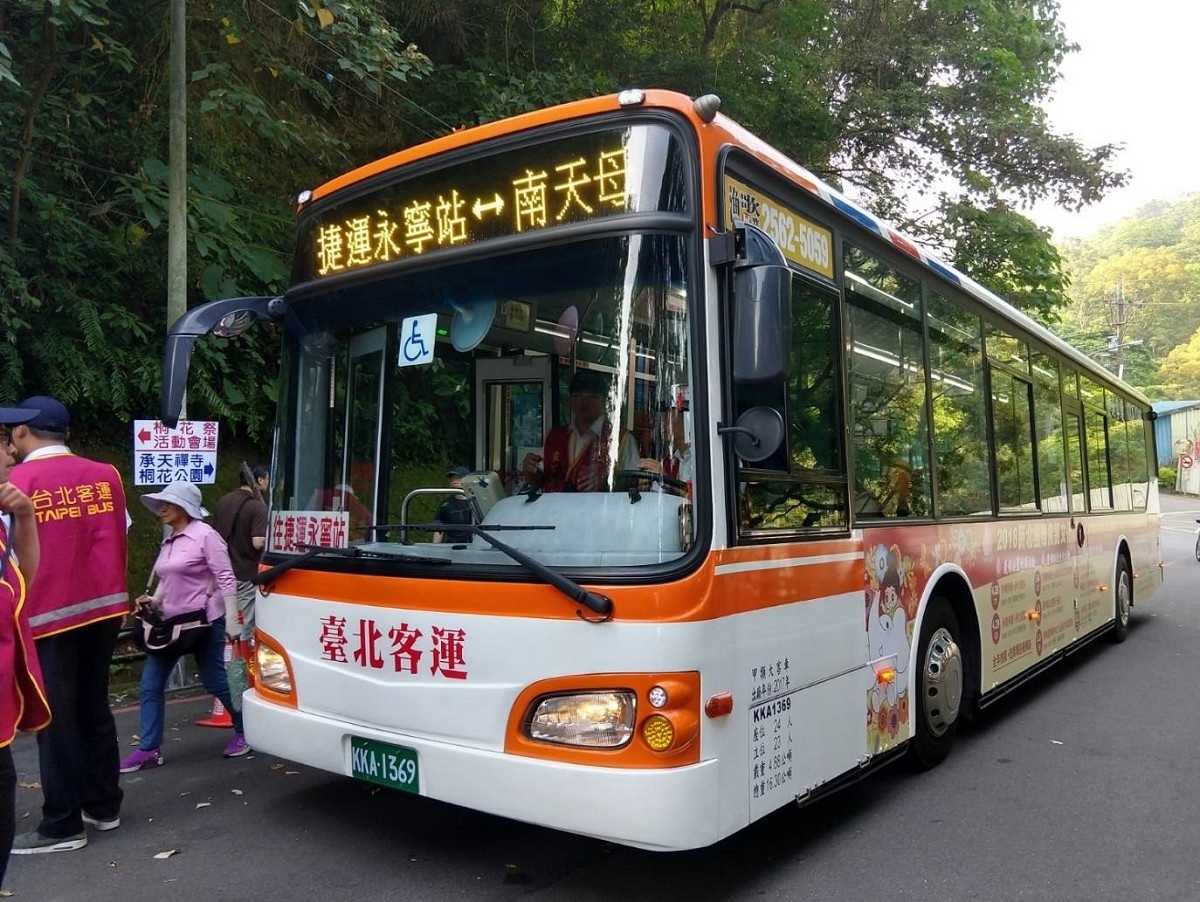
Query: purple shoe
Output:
[[119, 748, 163, 773], [223, 733, 251, 758]]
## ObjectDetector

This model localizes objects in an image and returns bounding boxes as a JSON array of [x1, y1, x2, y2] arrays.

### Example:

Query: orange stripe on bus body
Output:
[[311, 91, 708, 205], [257, 539, 863, 624]]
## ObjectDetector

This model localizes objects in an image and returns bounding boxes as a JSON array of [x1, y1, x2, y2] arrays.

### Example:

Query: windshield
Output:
[[267, 231, 696, 572]]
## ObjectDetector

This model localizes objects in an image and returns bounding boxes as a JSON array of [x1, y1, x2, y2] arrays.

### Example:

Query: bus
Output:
[[162, 89, 1161, 851]]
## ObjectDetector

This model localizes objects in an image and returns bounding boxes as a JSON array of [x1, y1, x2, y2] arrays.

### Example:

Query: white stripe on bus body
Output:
[[713, 551, 862, 576]]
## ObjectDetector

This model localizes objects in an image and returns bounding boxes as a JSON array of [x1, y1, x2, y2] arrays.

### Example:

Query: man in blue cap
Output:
[[0, 397, 128, 853]]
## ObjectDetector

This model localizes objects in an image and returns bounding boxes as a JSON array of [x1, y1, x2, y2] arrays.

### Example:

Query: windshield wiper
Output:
[[378, 521, 612, 621], [252, 543, 450, 586], [470, 525, 613, 621]]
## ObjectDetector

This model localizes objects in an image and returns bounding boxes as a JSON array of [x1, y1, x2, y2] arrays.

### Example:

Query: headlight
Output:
[[527, 691, 635, 748], [255, 640, 292, 694]]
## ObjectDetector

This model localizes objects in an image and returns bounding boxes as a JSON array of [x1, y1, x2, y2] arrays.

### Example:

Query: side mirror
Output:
[[162, 295, 284, 425], [725, 223, 792, 471], [718, 406, 785, 463], [732, 223, 792, 385]]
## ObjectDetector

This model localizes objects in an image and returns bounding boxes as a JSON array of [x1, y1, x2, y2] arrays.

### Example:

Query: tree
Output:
[[1057, 193, 1200, 400], [0, 0, 1131, 435], [0, 0, 430, 437], [1160, 327, 1200, 399], [394, 0, 1121, 320]]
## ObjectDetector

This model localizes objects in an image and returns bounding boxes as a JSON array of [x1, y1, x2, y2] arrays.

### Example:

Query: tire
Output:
[[1111, 556, 1132, 644], [907, 596, 965, 770], [1194, 533, 1200, 563]]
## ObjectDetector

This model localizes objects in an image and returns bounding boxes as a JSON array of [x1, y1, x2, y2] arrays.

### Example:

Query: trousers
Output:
[[137, 615, 242, 749], [33, 617, 124, 838]]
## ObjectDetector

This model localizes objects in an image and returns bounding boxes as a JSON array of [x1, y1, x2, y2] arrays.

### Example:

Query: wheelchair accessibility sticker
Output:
[[399, 314, 436, 368]]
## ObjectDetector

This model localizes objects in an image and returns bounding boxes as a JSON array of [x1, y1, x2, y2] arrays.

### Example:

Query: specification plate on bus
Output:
[[350, 736, 419, 794]]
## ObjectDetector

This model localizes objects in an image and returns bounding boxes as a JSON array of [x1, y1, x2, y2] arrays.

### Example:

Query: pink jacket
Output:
[[152, 519, 236, 623]]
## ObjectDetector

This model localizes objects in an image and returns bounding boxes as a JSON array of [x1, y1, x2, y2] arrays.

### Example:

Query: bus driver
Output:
[[519, 369, 640, 493]]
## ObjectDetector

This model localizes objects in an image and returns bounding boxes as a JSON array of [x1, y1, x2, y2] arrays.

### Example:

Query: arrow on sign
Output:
[[203, 462, 215, 477], [137, 428, 152, 443], [472, 193, 504, 219]]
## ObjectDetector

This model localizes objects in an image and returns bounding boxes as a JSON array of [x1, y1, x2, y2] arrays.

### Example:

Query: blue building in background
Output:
[[1153, 400, 1200, 467]]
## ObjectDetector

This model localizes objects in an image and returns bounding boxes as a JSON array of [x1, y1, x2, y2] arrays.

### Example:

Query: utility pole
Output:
[[1112, 279, 1128, 381], [167, 0, 187, 417], [165, 0, 190, 695]]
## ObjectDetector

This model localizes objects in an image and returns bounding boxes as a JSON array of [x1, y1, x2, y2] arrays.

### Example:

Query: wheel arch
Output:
[[908, 563, 981, 721]]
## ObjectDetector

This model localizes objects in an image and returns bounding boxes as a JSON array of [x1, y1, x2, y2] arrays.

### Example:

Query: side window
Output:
[[1109, 391, 1133, 512], [845, 244, 930, 519], [1085, 409, 1112, 510], [1062, 368, 1086, 513], [1127, 401, 1150, 510], [1081, 377, 1112, 511], [986, 326, 1035, 514], [927, 293, 991, 517], [1032, 353, 1067, 513], [737, 279, 847, 534], [991, 367, 1037, 512]]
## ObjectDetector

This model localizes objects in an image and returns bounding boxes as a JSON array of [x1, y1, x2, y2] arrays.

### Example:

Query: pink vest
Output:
[[0, 528, 51, 745], [11, 453, 129, 638]]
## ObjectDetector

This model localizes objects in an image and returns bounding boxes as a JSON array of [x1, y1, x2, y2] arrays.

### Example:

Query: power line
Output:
[[245, 0, 455, 136]]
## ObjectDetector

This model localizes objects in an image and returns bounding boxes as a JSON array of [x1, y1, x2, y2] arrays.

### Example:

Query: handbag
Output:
[[132, 573, 212, 657]]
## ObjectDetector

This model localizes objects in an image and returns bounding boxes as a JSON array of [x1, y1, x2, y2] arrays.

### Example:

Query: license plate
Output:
[[350, 736, 419, 794]]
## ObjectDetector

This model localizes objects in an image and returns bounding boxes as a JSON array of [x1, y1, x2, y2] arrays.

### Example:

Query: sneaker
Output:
[[223, 733, 251, 758], [119, 748, 163, 773], [81, 812, 121, 832], [10, 830, 87, 854]]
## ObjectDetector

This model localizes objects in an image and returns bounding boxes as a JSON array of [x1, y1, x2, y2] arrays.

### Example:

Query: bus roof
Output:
[[302, 89, 1151, 408]]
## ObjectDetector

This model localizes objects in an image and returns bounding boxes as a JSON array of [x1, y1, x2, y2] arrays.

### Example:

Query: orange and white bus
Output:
[[162, 89, 1161, 851]]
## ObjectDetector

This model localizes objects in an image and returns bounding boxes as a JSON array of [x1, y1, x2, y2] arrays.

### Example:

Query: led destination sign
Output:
[[295, 125, 686, 283]]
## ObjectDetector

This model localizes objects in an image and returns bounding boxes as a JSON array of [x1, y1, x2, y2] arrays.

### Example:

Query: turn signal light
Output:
[[705, 692, 733, 718], [875, 665, 896, 686], [642, 714, 675, 751]]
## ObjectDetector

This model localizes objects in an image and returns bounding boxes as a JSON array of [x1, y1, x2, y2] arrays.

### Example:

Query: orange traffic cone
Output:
[[196, 638, 234, 727], [196, 696, 232, 728]]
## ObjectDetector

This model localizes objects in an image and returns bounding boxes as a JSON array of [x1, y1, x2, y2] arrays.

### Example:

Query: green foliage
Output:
[[1159, 465, 1177, 491], [0, 0, 431, 439], [1058, 193, 1200, 400], [1, 0, 1129, 435], [941, 201, 1068, 321]]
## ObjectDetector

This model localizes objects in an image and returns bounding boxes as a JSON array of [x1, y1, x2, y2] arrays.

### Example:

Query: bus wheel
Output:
[[908, 597, 964, 770], [1111, 557, 1132, 644]]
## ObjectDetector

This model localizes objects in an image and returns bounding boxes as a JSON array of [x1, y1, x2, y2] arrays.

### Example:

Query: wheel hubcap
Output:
[[922, 627, 962, 737], [1117, 569, 1131, 628]]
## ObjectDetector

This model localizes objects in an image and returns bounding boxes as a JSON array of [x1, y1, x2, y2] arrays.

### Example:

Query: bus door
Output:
[[1062, 399, 1089, 636], [475, 357, 554, 490], [342, 327, 387, 528], [1081, 403, 1116, 633]]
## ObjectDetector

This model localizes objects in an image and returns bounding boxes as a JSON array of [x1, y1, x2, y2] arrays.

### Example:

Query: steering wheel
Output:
[[615, 468, 689, 493]]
